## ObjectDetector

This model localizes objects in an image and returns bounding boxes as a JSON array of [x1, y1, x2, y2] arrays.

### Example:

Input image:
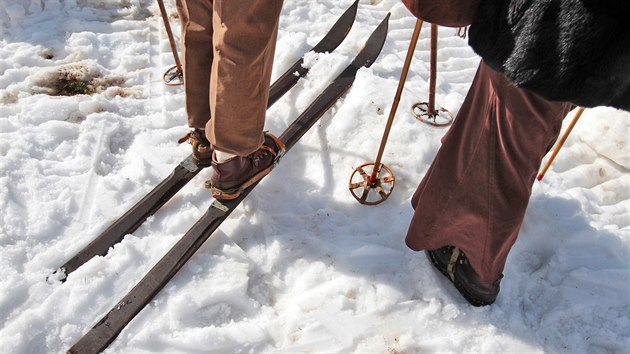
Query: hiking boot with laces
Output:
[[205, 132, 285, 200], [426, 246, 502, 306], [178, 128, 213, 167]]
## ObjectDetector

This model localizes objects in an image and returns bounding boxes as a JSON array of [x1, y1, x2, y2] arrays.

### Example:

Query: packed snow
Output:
[[1, 0, 629, 353]]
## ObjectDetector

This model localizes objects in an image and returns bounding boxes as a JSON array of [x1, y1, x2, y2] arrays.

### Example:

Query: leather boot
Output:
[[426, 246, 502, 306], [206, 132, 285, 200], [178, 128, 213, 167]]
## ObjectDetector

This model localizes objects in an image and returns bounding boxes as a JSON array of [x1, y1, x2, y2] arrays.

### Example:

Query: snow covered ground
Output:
[[1, 0, 629, 353]]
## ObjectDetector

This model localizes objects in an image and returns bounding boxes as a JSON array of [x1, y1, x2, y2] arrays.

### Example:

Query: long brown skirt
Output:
[[405, 61, 573, 283]]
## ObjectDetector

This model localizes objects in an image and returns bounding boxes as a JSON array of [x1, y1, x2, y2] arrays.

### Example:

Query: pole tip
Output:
[[536, 174, 543, 181]]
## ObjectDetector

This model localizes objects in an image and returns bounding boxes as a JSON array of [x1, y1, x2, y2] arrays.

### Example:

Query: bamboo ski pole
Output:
[[411, 24, 452, 127], [157, 0, 183, 85], [349, 19, 423, 205], [370, 19, 423, 181], [427, 23, 437, 114], [537, 107, 585, 181]]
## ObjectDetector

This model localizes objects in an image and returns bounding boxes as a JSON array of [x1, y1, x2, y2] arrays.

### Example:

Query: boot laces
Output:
[[249, 144, 276, 162]]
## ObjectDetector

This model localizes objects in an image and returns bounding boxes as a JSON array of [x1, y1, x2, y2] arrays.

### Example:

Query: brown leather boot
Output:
[[205, 132, 285, 200], [178, 129, 213, 167], [425, 245, 453, 277], [426, 246, 502, 306]]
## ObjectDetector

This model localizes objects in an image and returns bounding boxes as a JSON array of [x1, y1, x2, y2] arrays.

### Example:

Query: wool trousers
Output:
[[405, 61, 573, 283], [176, 0, 284, 156]]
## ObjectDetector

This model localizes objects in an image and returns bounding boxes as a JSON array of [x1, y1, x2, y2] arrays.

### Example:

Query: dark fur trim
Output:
[[469, 0, 630, 111]]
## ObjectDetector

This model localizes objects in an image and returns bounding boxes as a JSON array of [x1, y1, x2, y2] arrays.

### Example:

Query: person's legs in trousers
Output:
[[177, 0, 214, 166], [406, 61, 573, 305], [206, 0, 285, 200], [178, 0, 285, 198]]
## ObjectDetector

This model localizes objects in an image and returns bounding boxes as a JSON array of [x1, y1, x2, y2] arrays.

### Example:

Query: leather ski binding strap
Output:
[[177, 131, 194, 144], [265, 131, 286, 164], [207, 132, 285, 201]]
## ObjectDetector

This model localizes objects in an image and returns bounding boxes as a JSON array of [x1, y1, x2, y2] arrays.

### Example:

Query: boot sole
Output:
[[192, 156, 213, 168]]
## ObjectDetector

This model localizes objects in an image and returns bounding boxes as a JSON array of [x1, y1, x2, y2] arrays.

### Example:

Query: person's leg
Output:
[[203, 0, 285, 200], [207, 0, 284, 156], [176, 0, 214, 166], [406, 61, 572, 302], [178, 0, 214, 130]]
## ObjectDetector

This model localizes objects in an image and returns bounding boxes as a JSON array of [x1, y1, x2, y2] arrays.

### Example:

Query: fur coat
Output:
[[468, 0, 630, 111]]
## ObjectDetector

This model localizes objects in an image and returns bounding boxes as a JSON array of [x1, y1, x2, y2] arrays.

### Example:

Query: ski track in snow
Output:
[[0, 0, 629, 353]]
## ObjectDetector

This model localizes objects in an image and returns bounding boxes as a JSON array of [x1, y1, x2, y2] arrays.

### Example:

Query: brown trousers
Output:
[[176, 0, 284, 156], [406, 61, 573, 283]]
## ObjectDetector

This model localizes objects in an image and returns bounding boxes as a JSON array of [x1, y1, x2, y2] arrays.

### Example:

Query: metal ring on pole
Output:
[[348, 19, 424, 206], [163, 65, 184, 86], [412, 102, 453, 127], [157, 0, 184, 86], [413, 24, 452, 127], [349, 163, 395, 205]]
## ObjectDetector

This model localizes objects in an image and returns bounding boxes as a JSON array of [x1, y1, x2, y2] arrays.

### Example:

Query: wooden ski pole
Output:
[[370, 19, 423, 182], [412, 23, 452, 126], [537, 107, 585, 181], [157, 0, 183, 85], [427, 23, 437, 114], [349, 19, 423, 205]]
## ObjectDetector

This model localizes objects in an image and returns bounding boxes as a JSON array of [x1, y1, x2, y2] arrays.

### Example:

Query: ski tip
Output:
[[345, 0, 359, 18], [346, 0, 360, 29], [372, 13, 391, 42], [353, 13, 390, 68], [312, 0, 359, 54], [341, 0, 359, 26]]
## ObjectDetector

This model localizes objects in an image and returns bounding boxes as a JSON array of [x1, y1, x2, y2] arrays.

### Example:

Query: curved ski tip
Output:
[[343, 0, 359, 21], [375, 12, 391, 33], [352, 12, 390, 68], [345, 0, 359, 27], [312, 0, 360, 53]]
